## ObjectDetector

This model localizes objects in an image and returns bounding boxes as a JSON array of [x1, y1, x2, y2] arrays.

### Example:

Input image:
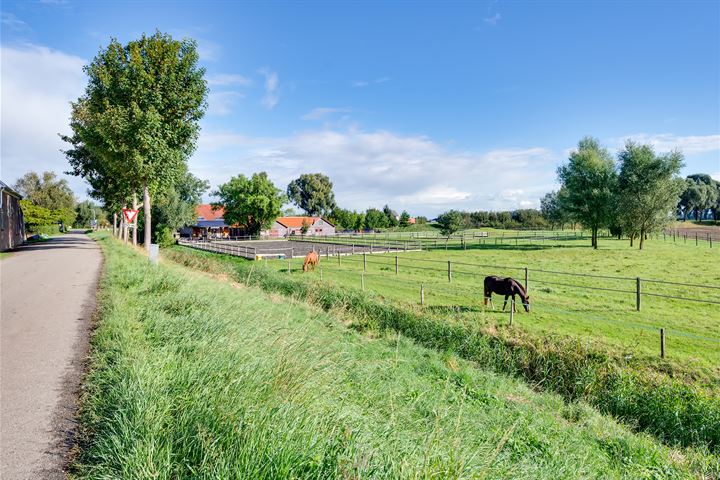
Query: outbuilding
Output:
[[0, 180, 25, 251], [270, 217, 335, 237]]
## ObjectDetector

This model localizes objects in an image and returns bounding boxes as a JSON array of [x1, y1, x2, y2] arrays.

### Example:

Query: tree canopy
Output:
[[213, 172, 285, 235], [65, 31, 208, 250], [436, 210, 465, 236], [286, 173, 337, 216], [615, 142, 684, 249], [556, 137, 617, 249], [14, 171, 76, 211]]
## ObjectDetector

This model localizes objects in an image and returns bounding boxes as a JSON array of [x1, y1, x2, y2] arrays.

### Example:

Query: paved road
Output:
[[1, 233, 101, 479]]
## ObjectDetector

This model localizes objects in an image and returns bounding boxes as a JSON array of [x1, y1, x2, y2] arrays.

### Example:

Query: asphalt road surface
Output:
[[1, 233, 101, 479]]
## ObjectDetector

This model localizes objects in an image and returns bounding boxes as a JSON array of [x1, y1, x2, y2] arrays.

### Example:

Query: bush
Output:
[[155, 226, 176, 248], [27, 224, 61, 236]]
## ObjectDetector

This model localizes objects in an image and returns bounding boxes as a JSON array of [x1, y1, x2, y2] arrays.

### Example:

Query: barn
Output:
[[1, 180, 25, 251], [270, 217, 335, 237]]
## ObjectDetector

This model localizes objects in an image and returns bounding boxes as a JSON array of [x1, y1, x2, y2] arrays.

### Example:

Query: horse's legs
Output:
[[502, 295, 508, 311], [484, 290, 489, 306], [512, 294, 517, 313]]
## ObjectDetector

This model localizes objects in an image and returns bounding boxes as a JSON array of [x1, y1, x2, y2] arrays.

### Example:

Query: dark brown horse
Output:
[[483, 276, 530, 312]]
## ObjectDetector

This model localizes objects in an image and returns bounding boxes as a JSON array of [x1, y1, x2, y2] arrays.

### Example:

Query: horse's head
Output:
[[523, 296, 530, 313]]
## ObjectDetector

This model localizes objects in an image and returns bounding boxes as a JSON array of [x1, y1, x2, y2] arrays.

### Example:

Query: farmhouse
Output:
[[0, 180, 25, 251], [269, 216, 335, 237], [181, 204, 237, 238]]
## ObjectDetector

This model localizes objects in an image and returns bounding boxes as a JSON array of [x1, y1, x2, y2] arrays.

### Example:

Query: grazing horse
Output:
[[302, 251, 319, 272], [483, 276, 530, 313]]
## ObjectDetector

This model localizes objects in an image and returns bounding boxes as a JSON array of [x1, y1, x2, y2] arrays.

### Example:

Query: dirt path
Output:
[[1, 232, 101, 479]]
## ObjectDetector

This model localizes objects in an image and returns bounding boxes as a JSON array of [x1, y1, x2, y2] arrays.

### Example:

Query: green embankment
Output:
[[73, 232, 719, 478], [166, 244, 720, 456]]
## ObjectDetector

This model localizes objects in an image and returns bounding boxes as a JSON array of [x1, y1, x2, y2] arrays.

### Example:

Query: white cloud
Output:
[[301, 107, 352, 121], [191, 128, 559, 215], [352, 77, 390, 88], [258, 67, 279, 109], [206, 73, 253, 87], [207, 91, 245, 115], [712, 172, 720, 181], [1, 12, 29, 31], [483, 13, 502, 26], [613, 133, 720, 155], [0, 44, 90, 197]]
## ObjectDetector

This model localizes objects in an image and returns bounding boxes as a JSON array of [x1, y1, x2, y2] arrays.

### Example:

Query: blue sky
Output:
[[2, 0, 719, 215]]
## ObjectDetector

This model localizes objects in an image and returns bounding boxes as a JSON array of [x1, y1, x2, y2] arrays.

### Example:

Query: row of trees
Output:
[[678, 174, 720, 221], [63, 31, 209, 251], [432, 209, 549, 235], [542, 137, 686, 250]]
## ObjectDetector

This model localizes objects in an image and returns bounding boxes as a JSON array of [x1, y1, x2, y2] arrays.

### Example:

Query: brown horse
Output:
[[483, 276, 530, 312], [302, 251, 319, 272]]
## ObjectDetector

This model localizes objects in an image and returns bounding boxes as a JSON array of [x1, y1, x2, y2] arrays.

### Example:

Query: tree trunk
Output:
[[143, 183, 151, 253], [122, 205, 128, 243], [132, 194, 138, 246], [113, 212, 117, 237], [591, 227, 597, 249], [630, 235, 634, 247], [639, 229, 645, 250]]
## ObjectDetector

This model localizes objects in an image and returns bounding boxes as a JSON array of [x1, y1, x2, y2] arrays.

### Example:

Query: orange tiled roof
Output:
[[275, 216, 323, 228], [196, 204, 224, 221]]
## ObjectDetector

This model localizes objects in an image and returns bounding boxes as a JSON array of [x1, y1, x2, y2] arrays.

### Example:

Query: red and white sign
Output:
[[122, 209, 139, 224]]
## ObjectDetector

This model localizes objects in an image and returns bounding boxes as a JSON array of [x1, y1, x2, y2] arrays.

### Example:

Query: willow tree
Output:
[[65, 31, 207, 251], [556, 137, 617, 249]]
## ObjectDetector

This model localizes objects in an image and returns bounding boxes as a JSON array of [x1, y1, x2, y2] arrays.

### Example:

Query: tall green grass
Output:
[[166, 246, 720, 455], [74, 232, 720, 478]]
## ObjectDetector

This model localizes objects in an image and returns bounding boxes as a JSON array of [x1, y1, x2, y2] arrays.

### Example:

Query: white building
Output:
[[270, 217, 335, 237]]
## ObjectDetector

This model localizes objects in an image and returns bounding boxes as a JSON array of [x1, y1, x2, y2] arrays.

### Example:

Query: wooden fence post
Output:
[[696, 233, 698, 246], [524, 267, 529, 292], [420, 283, 425, 305], [337, 253, 341, 266], [288, 261, 291, 274], [447, 260, 452, 282], [363, 253, 367, 271], [395, 255, 399, 275], [509, 300, 514, 326], [320, 267, 323, 280], [636, 277, 641, 311], [361, 273, 365, 291], [660, 328, 665, 358]]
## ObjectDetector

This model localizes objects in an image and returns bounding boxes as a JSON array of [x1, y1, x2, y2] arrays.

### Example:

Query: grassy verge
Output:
[[166, 245, 720, 455], [74, 232, 720, 478]]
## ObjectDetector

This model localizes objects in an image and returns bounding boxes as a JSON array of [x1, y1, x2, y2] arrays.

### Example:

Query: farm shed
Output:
[[181, 204, 247, 239], [270, 217, 335, 237], [0, 180, 25, 251]]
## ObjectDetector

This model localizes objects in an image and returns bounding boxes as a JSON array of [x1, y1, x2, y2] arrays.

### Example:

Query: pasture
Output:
[[77, 232, 719, 478], [263, 234, 720, 383]]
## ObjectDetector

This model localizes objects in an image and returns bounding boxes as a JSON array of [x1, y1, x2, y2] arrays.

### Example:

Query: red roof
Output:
[[275, 216, 326, 228], [196, 204, 224, 221]]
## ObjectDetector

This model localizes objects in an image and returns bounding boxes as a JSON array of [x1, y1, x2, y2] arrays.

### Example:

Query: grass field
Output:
[[260, 235, 720, 384], [76, 232, 719, 478]]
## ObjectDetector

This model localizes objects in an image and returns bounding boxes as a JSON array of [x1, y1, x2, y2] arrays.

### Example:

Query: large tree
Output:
[[556, 137, 617, 249], [436, 210, 464, 236], [286, 173, 337, 216], [364, 208, 388, 230], [213, 172, 285, 236], [540, 190, 570, 230], [616, 142, 684, 249], [152, 170, 209, 240], [14, 171, 76, 211], [65, 31, 208, 252]]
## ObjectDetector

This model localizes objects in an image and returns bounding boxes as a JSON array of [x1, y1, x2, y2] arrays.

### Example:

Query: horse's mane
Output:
[[509, 278, 528, 298]]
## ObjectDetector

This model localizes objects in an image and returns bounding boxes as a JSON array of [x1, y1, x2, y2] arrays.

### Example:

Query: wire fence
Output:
[[272, 255, 720, 359], [662, 228, 717, 246]]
